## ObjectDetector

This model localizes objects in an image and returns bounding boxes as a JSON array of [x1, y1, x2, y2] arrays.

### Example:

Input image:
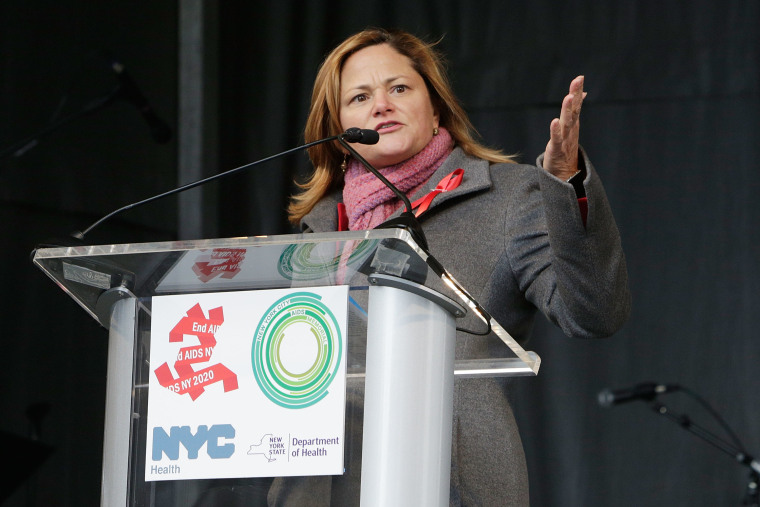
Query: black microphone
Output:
[[71, 128, 379, 239], [598, 382, 680, 407], [342, 127, 380, 144], [109, 59, 172, 144]]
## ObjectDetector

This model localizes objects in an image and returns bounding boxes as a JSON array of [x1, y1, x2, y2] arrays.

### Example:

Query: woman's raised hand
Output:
[[543, 75, 586, 180]]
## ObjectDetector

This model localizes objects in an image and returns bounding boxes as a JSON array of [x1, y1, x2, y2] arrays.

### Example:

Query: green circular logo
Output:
[[277, 240, 378, 281], [252, 292, 343, 409]]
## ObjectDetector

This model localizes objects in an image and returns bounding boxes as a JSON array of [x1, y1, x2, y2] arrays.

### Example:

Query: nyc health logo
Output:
[[252, 292, 343, 409]]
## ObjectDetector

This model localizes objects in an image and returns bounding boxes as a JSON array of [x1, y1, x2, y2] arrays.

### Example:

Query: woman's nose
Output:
[[371, 91, 393, 116]]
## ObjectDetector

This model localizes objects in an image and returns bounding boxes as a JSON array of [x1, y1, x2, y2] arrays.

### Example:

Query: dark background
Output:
[[2, 1, 758, 506]]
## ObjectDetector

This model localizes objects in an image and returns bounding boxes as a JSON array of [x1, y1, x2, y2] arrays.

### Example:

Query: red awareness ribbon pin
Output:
[[411, 168, 464, 217]]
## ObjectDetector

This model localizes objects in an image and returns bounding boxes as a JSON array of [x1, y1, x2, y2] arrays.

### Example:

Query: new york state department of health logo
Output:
[[252, 292, 343, 409]]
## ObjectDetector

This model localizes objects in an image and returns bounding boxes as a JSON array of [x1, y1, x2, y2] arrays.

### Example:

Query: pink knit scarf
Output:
[[343, 127, 453, 230]]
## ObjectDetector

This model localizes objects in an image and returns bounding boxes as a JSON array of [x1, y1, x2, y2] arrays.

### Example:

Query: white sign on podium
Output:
[[146, 286, 349, 481]]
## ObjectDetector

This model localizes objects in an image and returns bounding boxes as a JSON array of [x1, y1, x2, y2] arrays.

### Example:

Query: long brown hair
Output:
[[288, 27, 514, 225]]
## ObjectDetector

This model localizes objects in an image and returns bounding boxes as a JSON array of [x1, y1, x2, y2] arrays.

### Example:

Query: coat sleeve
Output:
[[504, 148, 631, 339]]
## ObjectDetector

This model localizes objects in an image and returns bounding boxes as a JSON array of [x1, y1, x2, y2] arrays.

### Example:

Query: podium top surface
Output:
[[32, 228, 539, 375], [33, 228, 430, 301]]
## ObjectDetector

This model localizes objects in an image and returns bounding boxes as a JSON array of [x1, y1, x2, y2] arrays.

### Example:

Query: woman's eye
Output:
[[351, 94, 368, 103], [392, 85, 407, 93]]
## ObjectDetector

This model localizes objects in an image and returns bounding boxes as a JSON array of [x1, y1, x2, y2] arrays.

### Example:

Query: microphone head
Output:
[[342, 128, 379, 145], [597, 389, 615, 407], [358, 129, 379, 145]]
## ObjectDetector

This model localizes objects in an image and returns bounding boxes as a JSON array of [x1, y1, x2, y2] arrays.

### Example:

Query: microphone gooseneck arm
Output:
[[1, 88, 121, 161], [75, 135, 338, 239], [603, 382, 759, 505], [336, 135, 412, 214], [74, 129, 379, 239], [337, 135, 432, 253], [109, 59, 172, 144], [651, 400, 760, 505], [3, 57, 171, 162]]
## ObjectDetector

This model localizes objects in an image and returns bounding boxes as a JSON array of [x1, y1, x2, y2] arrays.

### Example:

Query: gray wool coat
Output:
[[268, 147, 631, 506]]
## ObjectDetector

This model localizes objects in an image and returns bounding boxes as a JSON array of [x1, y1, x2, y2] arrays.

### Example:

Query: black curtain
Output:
[[0, 1, 178, 505], [2, 1, 758, 506]]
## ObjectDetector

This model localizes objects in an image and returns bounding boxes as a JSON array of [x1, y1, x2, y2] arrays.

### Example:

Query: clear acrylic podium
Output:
[[32, 229, 540, 506]]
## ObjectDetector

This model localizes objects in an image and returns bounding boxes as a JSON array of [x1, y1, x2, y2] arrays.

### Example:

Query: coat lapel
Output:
[[404, 147, 492, 219]]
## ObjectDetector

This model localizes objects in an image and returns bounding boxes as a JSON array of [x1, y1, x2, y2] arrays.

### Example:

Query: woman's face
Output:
[[339, 43, 439, 168]]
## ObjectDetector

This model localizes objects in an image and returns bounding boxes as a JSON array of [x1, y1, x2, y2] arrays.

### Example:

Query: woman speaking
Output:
[[276, 27, 631, 506]]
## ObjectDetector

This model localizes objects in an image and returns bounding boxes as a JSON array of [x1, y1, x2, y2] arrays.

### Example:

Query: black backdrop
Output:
[[1, 1, 759, 506]]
